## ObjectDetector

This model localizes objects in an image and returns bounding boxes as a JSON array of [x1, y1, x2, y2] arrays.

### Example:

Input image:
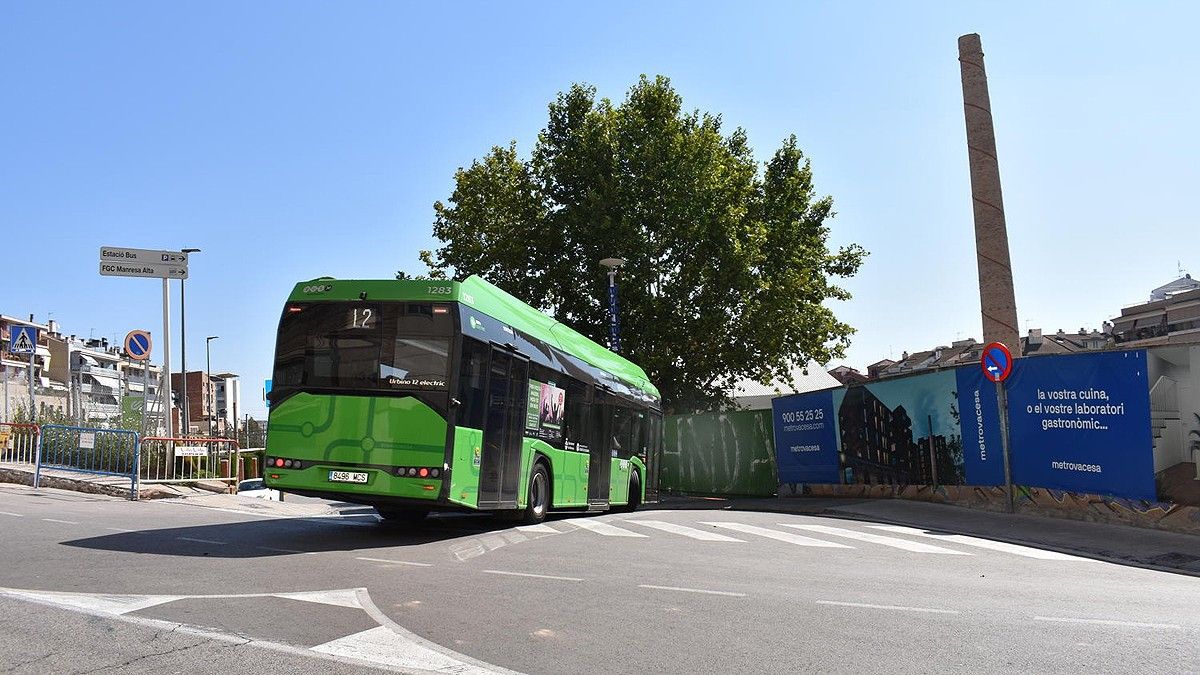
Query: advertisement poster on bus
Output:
[[1005, 350, 1155, 499], [526, 380, 565, 442]]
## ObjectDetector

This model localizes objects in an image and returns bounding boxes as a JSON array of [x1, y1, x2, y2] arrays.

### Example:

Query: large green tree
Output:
[[422, 75, 865, 412]]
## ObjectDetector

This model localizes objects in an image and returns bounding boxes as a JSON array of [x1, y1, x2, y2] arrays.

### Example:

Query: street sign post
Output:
[[9, 326, 37, 422], [100, 247, 189, 280], [100, 247, 189, 265], [99, 246, 184, 439], [99, 261, 188, 279], [981, 341, 1016, 512]]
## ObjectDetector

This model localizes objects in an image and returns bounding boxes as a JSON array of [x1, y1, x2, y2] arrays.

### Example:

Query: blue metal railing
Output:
[[34, 424, 139, 499]]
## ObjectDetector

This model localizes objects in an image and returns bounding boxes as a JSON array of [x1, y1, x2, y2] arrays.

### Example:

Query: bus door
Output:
[[478, 346, 528, 509], [644, 410, 662, 503], [587, 386, 613, 509]]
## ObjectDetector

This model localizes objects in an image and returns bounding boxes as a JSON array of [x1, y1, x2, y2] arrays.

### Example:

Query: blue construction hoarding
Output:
[[772, 349, 1157, 500], [1005, 350, 1154, 499], [771, 388, 841, 484]]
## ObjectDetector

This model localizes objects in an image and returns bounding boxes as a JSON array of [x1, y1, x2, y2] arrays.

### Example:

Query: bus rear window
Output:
[[273, 303, 452, 394]]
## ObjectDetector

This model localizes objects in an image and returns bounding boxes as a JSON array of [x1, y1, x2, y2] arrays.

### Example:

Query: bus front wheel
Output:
[[521, 462, 550, 525]]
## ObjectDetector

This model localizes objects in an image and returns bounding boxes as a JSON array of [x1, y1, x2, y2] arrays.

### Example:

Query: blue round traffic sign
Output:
[[125, 330, 152, 361], [981, 341, 1013, 383]]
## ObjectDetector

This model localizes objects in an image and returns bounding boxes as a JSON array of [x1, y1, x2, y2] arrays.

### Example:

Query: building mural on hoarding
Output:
[[774, 349, 1164, 502], [773, 367, 1006, 487]]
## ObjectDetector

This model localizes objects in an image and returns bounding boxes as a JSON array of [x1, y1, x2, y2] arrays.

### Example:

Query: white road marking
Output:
[[570, 519, 648, 537], [2, 586, 516, 674], [355, 557, 434, 568], [1033, 616, 1183, 630], [274, 589, 364, 609], [312, 625, 504, 674], [516, 523, 559, 534], [626, 520, 746, 542], [639, 584, 746, 597], [781, 524, 971, 554], [868, 525, 1090, 560], [41, 518, 79, 525], [177, 537, 226, 545], [1, 588, 183, 615], [816, 600, 959, 615], [259, 546, 318, 556], [0, 511, 24, 517], [701, 522, 852, 548], [482, 570, 584, 581], [106, 527, 136, 533]]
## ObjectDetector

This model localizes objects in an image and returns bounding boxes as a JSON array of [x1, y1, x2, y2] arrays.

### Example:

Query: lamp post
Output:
[[180, 247, 201, 435], [600, 258, 625, 353], [206, 335, 219, 437]]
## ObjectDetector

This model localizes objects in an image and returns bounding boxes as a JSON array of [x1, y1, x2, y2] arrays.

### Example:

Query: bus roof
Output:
[[287, 276, 660, 400]]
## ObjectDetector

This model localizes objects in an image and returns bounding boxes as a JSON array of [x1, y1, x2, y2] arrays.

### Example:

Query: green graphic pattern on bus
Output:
[[267, 393, 446, 498]]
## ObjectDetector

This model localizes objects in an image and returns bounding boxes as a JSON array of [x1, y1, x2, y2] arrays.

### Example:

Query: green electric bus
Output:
[[263, 275, 662, 524]]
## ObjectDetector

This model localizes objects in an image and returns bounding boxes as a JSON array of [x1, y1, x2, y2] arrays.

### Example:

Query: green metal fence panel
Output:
[[662, 410, 778, 497]]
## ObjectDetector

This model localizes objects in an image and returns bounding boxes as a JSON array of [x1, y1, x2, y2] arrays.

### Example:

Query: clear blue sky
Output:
[[3, 1, 1197, 417]]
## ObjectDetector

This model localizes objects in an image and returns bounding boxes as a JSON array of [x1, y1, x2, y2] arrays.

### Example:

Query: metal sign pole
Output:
[[161, 278, 174, 440], [996, 380, 1015, 513], [142, 362, 150, 438], [28, 346, 35, 422]]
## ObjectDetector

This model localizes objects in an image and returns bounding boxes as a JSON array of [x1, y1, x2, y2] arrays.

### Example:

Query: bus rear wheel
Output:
[[376, 507, 428, 525], [521, 462, 550, 525]]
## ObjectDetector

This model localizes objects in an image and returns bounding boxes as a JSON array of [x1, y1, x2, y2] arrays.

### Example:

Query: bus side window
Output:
[[563, 377, 589, 451], [456, 339, 489, 429], [611, 405, 632, 458], [632, 410, 646, 458]]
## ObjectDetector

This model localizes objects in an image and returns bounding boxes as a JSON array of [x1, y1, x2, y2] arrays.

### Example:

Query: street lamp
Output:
[[206, 335, 219, 437], [600, 258, 625, 353], [180, 247, 201, 435]]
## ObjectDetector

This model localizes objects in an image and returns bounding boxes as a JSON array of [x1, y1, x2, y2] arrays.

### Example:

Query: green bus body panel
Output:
[[265, 393, 446, 499], [523, 441, 588, 508], [448, 426, 482, 508], [287, 276, 659, 399]]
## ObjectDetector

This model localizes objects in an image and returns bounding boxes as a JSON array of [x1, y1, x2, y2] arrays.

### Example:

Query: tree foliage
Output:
[[424, 75, 866, 411]]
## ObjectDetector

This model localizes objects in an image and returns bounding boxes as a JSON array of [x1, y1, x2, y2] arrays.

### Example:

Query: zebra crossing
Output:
[[521, 516, 1094, 561]]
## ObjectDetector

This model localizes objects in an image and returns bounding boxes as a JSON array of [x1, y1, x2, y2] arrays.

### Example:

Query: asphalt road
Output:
[[1, 483, 1198, 674]]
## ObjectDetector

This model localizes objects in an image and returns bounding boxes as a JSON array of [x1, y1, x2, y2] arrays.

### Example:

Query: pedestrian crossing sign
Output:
[[9, 326, 36, 355]]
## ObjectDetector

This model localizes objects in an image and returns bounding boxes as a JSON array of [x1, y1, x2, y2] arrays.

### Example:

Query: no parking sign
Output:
[[125, 330, 152, 361]]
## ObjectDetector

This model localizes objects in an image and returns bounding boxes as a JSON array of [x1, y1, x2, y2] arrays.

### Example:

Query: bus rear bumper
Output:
[[264, 465, 442, 502]]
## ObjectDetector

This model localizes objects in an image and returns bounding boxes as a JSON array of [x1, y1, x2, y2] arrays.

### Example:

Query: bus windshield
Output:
[[272, 302, 453, 396]]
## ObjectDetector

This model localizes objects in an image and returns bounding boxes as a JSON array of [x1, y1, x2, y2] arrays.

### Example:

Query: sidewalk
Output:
[[0, 462, 232, 500], [655, 494, 1200, 576]]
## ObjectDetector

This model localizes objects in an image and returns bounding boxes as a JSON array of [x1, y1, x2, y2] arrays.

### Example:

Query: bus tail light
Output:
[[392, 466, 442, 478]]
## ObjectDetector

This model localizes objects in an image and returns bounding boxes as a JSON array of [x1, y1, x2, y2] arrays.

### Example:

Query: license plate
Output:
[[328, 470, 369, 484]]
